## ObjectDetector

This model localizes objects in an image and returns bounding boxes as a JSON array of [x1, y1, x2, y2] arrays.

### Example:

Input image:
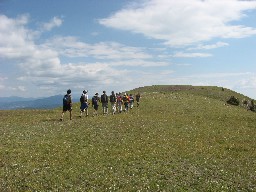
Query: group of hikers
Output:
[[60, 89, 141, 121]]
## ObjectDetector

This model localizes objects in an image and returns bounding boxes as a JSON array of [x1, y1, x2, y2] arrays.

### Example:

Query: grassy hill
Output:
[[0, 85, 255, 191]]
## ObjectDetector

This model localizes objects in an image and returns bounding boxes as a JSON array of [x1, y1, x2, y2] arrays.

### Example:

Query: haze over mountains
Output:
[[0, 95, 79, 110]]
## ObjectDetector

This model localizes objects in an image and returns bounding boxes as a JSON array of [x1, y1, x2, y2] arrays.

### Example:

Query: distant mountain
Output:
[[0, 96, 37, 103], [0, 95, 79, 110]]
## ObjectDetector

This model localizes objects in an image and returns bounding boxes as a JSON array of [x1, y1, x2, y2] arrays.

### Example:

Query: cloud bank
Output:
[[99, 0, 256, 47]]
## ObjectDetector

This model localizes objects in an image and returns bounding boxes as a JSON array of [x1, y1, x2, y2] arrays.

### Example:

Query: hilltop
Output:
[[131, 85, 251, 103], [0, 85, 255, 191]]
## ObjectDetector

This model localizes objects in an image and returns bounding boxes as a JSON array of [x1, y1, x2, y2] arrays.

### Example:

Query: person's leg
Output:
[[94, 105, 98, 116], [111, 103, 116, 115], [117, 103, 120, 113], [125, 103, 129, 112], [103, 103, 108, 115], [80, 103, 86, 117], [69, 110, 72, 120], [130, 102, 134, 109], [113, 103, 116, 114], [95, 106, 98, 116], [102, 104, 105, 115], [60, 111, 65, 121], [60, 105, 67, 120], [105, 104, 108, 115]]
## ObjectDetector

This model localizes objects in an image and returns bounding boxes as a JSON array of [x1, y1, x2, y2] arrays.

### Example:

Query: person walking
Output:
[[129, 93, 134, 109], [60, 89, 72, 121], [116, 92, 123, 113], [136, 92, 141, 107], [110, 91, 117, 115], [101, 91, 108, 115], [92, 93, 100, 116], [122, 93, 129, 112], [79, 90, 89, 117]]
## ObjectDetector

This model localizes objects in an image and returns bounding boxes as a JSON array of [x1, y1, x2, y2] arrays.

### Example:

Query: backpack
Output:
[[92, 96, 98, 106], [110, 95, 116, 102], [63, 94, 71, 106], [123, 95, 129, 102], [101, 94, 108, 103], [80, 95, 85, 103], [129, 96, 134, 102], [117, 96, 122, 102]]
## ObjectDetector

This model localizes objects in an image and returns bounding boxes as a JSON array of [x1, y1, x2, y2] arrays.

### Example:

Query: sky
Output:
[[0, 0, 256, 99]]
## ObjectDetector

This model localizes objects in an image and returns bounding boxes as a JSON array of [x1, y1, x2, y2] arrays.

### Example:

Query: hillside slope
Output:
[[131, 85, 252, 103], [0, 85, 255, 191]]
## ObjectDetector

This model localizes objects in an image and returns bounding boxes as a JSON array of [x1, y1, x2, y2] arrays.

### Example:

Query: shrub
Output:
[[227, 96, 239, 106]]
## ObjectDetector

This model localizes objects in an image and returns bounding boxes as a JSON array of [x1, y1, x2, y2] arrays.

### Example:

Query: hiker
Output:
[[136, 92, 141, 107], [110, 91, 117, 115], [117, 92, 123, 113], [129, 93, 134, 109], [122, 93, 129, 112], [92, 93, 100, 116], [79, 90, 89, 117], [101, 91, 108, 115], [60, 89, 72, 121]]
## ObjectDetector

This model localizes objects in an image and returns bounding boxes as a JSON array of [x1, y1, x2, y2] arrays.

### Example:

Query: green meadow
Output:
[[0, 85, 255, 191]]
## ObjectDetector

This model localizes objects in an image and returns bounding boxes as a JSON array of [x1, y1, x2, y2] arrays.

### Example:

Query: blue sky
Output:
[[0, 0, 256, 99]]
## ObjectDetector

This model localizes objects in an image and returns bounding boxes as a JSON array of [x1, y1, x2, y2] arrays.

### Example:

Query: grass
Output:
[[0, 85, 255, 191]]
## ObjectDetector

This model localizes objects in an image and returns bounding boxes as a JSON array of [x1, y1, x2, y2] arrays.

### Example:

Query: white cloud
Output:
[[17, 86, 26, 92], [45, 36, 153, 60], [41, 16, 63, 31], [188, 42, 229, 50], [160, 70, 175, 75], [0, 84, 4, 90], [186, 72, 252, 79], [91, 32, 99, 36], [172, 52, 212, 58], [0, 14, 163, 97], [176, 63, 192, 67], [99, 0, 256, 47], [0, 75, 7, 90], [237, 75, 256, 89], [108, 60, 170, 67], [0, 14, 37, 59]]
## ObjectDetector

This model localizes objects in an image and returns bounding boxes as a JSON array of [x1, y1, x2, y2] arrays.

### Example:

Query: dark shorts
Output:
[[102, 102, 108, 108], [124, 102, 129, 107], [93, 105, 99, 110], [63, 105, 72, 112], [80, 103, 88, 111]]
